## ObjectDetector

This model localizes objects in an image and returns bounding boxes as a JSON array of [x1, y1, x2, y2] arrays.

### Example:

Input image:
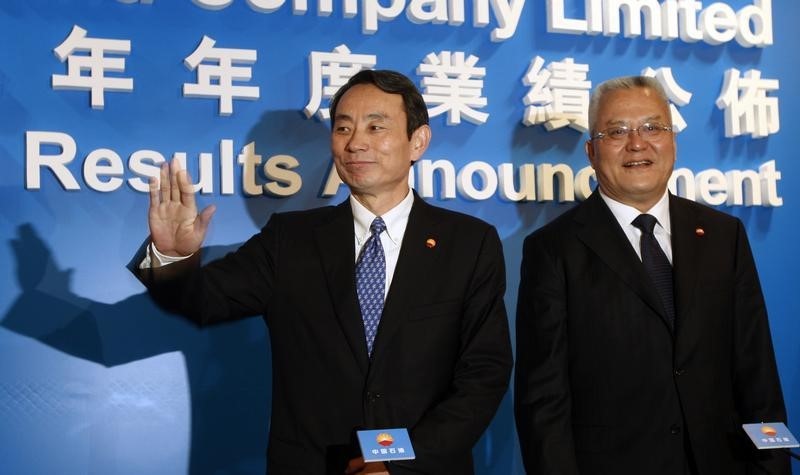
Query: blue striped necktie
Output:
[[356, 217, 386, 356]]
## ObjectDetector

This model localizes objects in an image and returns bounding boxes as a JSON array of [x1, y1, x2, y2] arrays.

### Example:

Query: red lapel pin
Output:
[[695, 227, 705, 236], [426, 238, 436, 249]]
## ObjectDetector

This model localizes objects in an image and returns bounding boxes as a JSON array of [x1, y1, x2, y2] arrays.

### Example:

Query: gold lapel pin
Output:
[[695, 227, 705, 236], [426, 238, 436, 249]]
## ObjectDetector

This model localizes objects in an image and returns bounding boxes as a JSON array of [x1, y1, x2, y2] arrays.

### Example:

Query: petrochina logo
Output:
[[376, 433, 394, 447], [761, 426, 778, 437]]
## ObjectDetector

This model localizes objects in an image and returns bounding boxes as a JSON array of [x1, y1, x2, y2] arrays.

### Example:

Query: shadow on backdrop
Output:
[[2, 223, 271, 474]]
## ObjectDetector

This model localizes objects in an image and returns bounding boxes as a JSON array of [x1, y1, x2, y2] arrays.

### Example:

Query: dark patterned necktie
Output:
[[632, 214, 676, 329], [356, 217, 386, 356]]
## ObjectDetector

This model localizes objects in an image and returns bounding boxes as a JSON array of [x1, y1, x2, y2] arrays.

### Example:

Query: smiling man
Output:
[[514, 76, 788, 475], [134, 69, 512, 474]]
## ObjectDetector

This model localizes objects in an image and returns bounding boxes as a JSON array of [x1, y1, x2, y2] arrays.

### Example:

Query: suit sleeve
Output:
[[730, 221, 790, 474], [514, 231, 580, 475], [131, 215, 280, 326], [390, 225, 513, 474]]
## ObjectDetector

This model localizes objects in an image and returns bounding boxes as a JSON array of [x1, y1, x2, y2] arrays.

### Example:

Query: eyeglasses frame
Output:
[[590, 122, 674, 142]]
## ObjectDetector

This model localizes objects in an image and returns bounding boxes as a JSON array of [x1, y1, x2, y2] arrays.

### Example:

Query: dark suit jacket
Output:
[[135, 194, 512, 474], [514, 192, 788, 475]]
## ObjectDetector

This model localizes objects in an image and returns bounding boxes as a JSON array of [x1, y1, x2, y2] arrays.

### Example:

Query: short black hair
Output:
[[329, 70, 429, 139]]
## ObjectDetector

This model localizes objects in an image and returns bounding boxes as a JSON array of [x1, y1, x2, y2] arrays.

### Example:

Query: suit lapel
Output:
[[575, 192, 672, 329], [669, 195, 701, 340], [369, 195, 441, 365], [314, 200, 370, 375]]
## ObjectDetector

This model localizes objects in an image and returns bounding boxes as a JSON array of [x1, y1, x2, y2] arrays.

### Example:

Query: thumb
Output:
[[195, 204, 216, 234]]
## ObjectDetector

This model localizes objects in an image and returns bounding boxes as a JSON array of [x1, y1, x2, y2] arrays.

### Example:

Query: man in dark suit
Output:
[[135, 70, 512, 474], [514, 76, 788, 475]]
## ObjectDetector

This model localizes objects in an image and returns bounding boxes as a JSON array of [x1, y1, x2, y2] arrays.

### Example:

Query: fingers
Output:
[[344, 457, 365, 475], [149, 173, 160, 209], [149, 161, 169, 209], [150, 158, 201, 220], [176, 166, 198, 210], [360, 462, 388, 474], [170, 158, 182, 203], [160, 161, 171, 205]]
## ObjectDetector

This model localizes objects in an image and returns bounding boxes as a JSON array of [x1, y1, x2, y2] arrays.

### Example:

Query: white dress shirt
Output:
[[599, 189, 673, 264]]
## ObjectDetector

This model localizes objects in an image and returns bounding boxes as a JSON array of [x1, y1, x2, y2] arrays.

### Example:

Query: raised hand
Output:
[[148, 160, 216, 257]]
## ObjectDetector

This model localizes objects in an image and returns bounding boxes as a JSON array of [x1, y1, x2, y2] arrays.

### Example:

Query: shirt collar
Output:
[[599, 188, 671, 235], [350, 190, 414, 246]]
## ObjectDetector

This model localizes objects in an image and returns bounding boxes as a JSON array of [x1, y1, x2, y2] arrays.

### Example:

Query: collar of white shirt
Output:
[[599, 188, 672, 237], [350, 190, 414, 249]]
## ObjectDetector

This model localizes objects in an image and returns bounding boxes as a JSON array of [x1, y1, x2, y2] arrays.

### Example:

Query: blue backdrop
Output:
[[1, 1, 797, 473]]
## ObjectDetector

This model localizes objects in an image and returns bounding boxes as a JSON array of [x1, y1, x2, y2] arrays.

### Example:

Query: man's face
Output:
[[586, 87, 676, 211], [331, 84, 429, 204]]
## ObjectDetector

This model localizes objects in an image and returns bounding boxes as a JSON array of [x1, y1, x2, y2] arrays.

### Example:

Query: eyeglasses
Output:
[[591, 123, 673, 142]]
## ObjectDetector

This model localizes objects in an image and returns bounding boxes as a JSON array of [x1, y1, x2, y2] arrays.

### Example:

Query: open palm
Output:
[[148, 161, 215, 257]]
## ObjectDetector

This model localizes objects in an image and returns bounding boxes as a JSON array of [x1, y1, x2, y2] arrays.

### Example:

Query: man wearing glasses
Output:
[[514, 76, 788, 474]]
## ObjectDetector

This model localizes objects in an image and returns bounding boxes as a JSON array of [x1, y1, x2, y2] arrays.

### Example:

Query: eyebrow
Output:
[[367, 112, 390, 121], [333, 113, 353, 124], [604, 115, 665, 126], [334, 112, 391, 123]]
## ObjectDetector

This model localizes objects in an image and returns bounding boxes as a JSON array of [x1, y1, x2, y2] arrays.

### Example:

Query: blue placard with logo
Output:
[[742, 422, 799, 449], [356, 428, 416, 462]]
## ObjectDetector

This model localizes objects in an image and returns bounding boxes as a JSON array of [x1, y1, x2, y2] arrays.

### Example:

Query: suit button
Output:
[[366, 392, 382, 403], [670, 424, 681, 435], [674, 369, 686, 376]]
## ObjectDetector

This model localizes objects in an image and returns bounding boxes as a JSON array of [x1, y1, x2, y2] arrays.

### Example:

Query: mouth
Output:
[[623, 160, 653, 168]]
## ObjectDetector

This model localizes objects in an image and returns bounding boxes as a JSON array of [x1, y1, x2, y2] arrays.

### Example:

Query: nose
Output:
[[625, 128, 646, 151], [345, 128, 368, 152]]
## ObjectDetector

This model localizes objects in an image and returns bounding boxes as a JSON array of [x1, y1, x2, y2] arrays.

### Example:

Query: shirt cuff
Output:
[[139, 242, 193, 269]]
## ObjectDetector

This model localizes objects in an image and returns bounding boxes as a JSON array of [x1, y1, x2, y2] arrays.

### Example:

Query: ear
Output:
[[585, 139, 597, 169], [409, 125, 431, 163]]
